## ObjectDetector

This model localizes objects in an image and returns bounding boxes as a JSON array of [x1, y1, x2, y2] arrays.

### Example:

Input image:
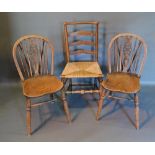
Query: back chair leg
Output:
[[50, 94, 54, 101], [94, 78, 96, 89], [26, 97, 31, 135], [134, 93, 139, 129], [61, 90, 71, 123], [96, 86, 105, 120], [69, 79, 72, 91]]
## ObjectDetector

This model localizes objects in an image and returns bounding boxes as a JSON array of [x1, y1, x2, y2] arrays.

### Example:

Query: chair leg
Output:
[[26, 97, 31, 135], [96, 86, 105, 120], [69, 79, 72, 91], [109, 91, 112, 96], [61, 90, 71, 123], [50, 94, 54, 101], [94, 78, 96, 89], [134, 93, 139, 129]]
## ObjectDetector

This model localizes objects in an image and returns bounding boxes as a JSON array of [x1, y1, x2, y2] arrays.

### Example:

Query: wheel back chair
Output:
[[61, 22, 103, 102], [12, 35, 71, 135], [96, 33, 147, 129]]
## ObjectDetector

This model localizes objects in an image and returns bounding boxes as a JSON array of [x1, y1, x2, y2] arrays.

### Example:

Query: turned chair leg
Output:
[[26, 97, 31, 135], [134, 93, 139, 129], [96, 86, 105, 120], [61, 90, 71, 123]]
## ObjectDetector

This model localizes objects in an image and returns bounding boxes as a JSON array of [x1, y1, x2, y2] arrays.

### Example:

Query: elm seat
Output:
[[102, 72, 140, 93], [23, 75, 63, 97], [61, 62, 103, 78]]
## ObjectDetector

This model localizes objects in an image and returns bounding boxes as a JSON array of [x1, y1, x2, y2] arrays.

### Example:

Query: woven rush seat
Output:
[[23, 75, 63, 97], [102, 72, 140, 93], [61, 62, 103, 78]]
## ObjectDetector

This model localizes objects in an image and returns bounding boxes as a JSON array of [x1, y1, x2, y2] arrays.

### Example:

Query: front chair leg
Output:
[[96, 86, 105, 120], [134, 93, 139, 129], [61, 90, 71, 123], [26, 97, 31, 135]]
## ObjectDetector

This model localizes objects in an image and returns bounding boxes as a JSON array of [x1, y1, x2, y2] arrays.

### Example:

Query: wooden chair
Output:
[[96, 33, 147, 129], [61, 21, 103, 97], [12, 35, 71, 135]]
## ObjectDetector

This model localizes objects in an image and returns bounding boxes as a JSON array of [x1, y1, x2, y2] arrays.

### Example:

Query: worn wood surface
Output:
[[13, 35, 71, 135], [96, 33, 147, 129], [62, 21, 103, 96]]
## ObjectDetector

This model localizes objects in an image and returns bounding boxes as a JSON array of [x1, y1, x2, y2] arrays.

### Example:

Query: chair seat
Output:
[[61, 62, 103, 78], [102, 72, 140, 93], [22, 75, 63, 97]]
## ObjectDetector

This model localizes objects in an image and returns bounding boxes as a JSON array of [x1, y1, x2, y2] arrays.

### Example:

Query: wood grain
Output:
[[97, 33, 147, 129]]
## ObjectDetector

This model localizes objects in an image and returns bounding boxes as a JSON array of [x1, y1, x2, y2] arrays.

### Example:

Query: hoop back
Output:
[[108, 33, 147, 76], [12, 35, 54, 81]]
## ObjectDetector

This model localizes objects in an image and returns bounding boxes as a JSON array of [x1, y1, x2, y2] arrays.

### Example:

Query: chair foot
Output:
[[96, 114, 100, 121]]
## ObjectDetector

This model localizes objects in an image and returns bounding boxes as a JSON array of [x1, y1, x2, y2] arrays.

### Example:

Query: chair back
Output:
[[107, 33, 147, 76], [12, 35, 54, 81], [64, 21, 99, 62]]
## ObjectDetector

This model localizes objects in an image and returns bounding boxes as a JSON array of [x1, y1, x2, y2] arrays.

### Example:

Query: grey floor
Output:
[[0, 83, 155, 142]]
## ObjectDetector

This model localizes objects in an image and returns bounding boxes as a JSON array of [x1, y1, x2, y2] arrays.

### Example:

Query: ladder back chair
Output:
[[96, 33, 147, 129], [12, 35, 71, 135], [61, 21, 103, 96]]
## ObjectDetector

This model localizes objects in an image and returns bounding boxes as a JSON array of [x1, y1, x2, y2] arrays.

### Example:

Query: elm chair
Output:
[[61, 21, 103, 99], [12, 35, 71, 135], [96, 33, 147, 129]]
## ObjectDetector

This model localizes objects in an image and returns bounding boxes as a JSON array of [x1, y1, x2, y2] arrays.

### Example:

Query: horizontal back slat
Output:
[[70, 50, 96, 55], [64, 21, 99, 62], [69, 31, 96, 37], [64, 21, 98, 25], [69, 40, 95, 46]]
